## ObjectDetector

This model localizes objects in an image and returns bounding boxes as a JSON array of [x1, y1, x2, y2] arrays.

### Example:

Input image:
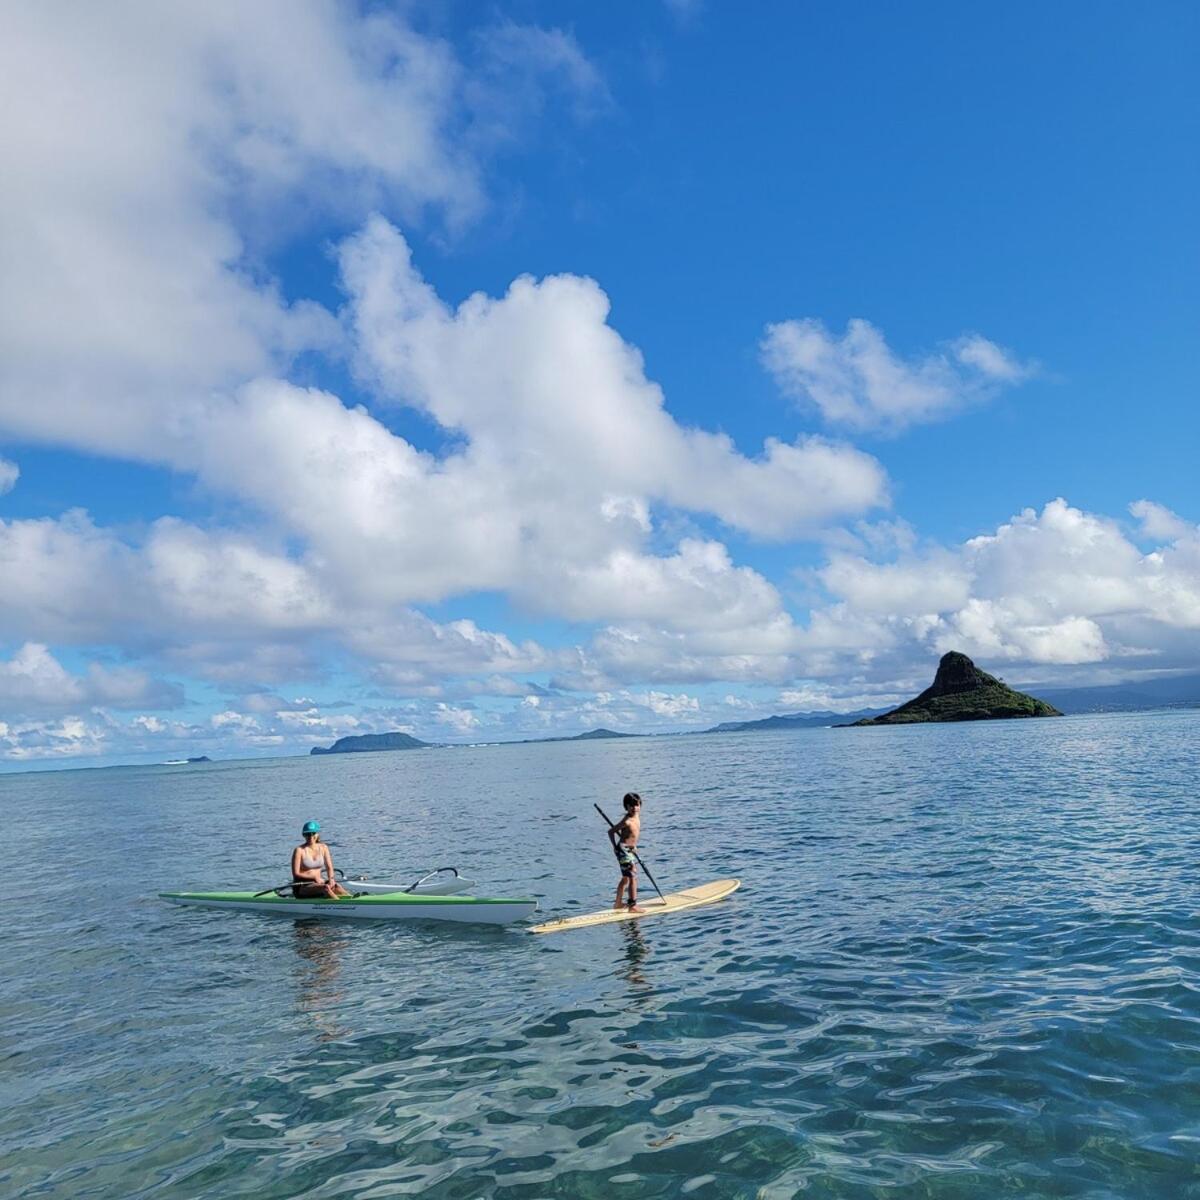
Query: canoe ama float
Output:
[[161, 890, 536, 926], [529, 878, 740, 935]]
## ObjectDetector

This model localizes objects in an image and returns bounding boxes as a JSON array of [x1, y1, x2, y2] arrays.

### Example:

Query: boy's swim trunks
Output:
[[616, 843, 636, 878]]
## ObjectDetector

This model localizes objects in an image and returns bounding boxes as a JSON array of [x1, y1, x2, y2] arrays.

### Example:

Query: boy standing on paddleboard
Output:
[[610, 792, 645, 912]]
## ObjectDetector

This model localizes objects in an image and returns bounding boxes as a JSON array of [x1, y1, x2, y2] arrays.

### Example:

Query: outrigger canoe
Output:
[[161, 889, 536, 926]]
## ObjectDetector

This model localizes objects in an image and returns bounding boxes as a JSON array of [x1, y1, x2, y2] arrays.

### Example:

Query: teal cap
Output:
[[302, 820, 321, 835]]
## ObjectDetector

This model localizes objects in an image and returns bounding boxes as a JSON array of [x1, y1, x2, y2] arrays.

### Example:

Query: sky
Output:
[[1, 1, 1198, 769]]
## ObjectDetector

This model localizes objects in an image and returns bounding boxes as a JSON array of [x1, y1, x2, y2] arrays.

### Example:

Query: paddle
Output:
[[253, 882, 295, 897], [594, 803, 666, 903], [255, 870, 360, 898]]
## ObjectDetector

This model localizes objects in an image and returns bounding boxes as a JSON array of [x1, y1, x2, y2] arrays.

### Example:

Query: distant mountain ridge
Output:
[[709, 709, 889, 733], [1030, 674, 1200, 714]]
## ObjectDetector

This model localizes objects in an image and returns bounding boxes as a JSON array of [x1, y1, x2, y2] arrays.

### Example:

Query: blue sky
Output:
[[0, 1, 1197, 768]]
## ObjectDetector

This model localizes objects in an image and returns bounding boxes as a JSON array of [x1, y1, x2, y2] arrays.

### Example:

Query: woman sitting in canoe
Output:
[[292, 821, 350, 899]]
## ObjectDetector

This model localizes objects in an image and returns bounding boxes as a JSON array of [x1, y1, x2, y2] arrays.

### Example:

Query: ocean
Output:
[[3, 711, 1199, 1198]]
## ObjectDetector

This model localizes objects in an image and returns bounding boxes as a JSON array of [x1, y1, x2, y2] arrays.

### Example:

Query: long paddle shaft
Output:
[[594, 803, 666, 902]]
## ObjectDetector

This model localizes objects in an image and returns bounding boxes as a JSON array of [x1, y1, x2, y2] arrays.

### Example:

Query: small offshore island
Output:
[[310, 732, 427, 754], [849, 651, 1062, 725]]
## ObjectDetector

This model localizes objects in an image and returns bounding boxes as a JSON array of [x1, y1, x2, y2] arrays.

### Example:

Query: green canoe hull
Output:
[[161, 890, 537, 925]]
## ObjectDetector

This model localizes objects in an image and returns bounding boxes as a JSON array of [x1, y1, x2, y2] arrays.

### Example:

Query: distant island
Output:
[[849, 652, 1062, 725], [511, 727, 637, 744], [310, 727, 636, 755], [311, 731, 429, 755]]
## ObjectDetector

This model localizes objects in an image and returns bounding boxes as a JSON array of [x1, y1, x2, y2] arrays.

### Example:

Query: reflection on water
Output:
[[292, 921, 351, 1042], [616, 920, 651, 993]]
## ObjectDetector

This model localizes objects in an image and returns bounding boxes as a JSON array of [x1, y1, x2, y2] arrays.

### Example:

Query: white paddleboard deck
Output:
[[530, 878, 739, 935]]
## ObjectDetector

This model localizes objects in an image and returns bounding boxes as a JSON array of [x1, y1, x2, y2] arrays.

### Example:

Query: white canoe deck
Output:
[[529, 878, 740, 935]]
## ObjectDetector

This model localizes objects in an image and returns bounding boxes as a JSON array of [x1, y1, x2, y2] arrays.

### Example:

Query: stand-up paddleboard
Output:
[[529, 878, 739, 935]]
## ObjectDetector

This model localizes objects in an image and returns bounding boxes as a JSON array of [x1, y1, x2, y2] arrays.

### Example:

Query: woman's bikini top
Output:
[[299, 846, 324, 871]]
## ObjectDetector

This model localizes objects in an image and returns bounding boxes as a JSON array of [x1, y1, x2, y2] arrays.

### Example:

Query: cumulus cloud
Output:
[[341, 217, 888, 544], [1130, 499, 1195, 543], [434, 703, 481, 735], [0, 3, 603, 456], [0, 714, 106, 762], [761, 318, 1034, 432], [0, 509, 566, 690], [3, 219, 887, 643], [0, 642, 183, 715], [0, 458, 17, 495], [801, 498, 1200, 680]]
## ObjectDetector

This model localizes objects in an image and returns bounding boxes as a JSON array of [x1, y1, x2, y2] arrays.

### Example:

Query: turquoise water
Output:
[[4, 712, 1200, 1198]]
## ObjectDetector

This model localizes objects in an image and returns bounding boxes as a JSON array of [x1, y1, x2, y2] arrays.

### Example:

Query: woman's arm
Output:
[[323, 844, 335, 882]]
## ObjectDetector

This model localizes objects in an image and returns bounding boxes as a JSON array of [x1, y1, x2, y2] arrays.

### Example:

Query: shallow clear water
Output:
[[4, 711, 1200, 1198]]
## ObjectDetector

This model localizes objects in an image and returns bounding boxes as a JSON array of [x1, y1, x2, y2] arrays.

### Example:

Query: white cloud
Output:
[[145, 519, 333, 632], [818, 551, 970, 616], [637, 690, 701, 718], [341, 216, 888, 546], [5, 216, 885, 639], [475, 23, 610, 121], [0, 510, 556, 689], [777, 685, 902, 713], [0, 458, 17, 495], [0, 3, 602, 456], [561, 612, 804, 689], [761, 318, 1034, 432], [434, 703, 480, 735], [801, 498, 1200, 680], [0, 714, 106, 761], [0, 511, 142, 644], [0, 0, 891, 707], [1130, 499, 1194, 543]]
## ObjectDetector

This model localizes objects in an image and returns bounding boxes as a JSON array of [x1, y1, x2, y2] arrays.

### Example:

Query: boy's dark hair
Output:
[[622, 792, 641, 809]]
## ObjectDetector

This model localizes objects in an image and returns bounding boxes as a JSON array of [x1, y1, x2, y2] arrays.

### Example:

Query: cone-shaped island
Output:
[[850, 652, 1062, 725]]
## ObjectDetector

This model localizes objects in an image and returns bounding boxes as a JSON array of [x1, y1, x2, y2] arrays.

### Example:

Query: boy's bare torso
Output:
[[620, 811, 640, 847]]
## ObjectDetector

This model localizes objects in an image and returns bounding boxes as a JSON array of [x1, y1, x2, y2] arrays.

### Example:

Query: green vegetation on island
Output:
[[850, 652, 1062, 725]]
